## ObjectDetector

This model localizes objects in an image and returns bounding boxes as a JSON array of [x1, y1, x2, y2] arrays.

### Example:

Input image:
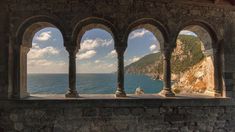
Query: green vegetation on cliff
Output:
[[125, 35, 205, 77]]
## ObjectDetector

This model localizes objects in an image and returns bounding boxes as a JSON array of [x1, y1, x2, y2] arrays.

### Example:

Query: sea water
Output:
[[28, 73, 163, 94]]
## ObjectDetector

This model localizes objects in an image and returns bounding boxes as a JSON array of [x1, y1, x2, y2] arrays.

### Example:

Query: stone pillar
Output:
[[159, 48, 175, 97], [12, 45, 30, 99], [213, 47, 223, 97], [19, 46, 30, 98], [65, 46, 79, 98], [115, 47, 126, 97]]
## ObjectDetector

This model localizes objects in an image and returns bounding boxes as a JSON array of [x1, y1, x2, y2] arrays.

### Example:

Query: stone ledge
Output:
[[0, 94, 234, 108], [28, 93, 220, 100]]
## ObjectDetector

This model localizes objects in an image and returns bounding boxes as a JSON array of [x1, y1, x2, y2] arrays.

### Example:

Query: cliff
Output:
[[125, 35, 214, 94], [172, 56, 215, 94]]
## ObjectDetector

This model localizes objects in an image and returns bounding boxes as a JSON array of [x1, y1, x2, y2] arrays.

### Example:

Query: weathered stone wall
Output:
[[0, 99, 235, 132], [0, 1, 10, 99], [2, 0, 234, 98], [223, 11, 235, 97], [0, 0, 235, 131]]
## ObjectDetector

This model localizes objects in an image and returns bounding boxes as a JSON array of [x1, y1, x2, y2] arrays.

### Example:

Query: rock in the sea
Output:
[[135, 87, 144, 95]]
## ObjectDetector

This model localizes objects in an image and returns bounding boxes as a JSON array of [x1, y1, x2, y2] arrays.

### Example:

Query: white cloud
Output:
[[149, 44, 157, 51], [107, 64, 115, 68], [32, 43, 39, 49], [128, 56, 140, 64], [28, 59, 54, 66], [28, 59, 67, 73], [80, 38, 113, 52], [28, 44, 59, 59], [124, 56, 142, 66], [149, 44, 160, 53], [130, 56, 140, 63], [179, 30, 197, 36], [129, 29, 149, 39], [77, 50, 96, 60], [95, 60, 101, 64], [106, 50, 117, 58], [35, 31, 52, 41], [77, 61, 116, 73]]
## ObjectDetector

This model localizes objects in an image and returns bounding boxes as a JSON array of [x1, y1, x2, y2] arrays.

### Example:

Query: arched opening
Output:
[[27, 27, 67, 94], [171, 25, 221, 96], [76, 26, 116, 94], [17, 21, 66, 98], [124, 24, 165, 95]]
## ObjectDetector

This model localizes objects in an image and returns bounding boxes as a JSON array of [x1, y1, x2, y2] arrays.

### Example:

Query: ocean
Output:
[[28, 73, 163, 94]]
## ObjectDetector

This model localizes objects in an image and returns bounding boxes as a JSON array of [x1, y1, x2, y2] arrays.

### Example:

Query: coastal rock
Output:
[[172, 56, 214, 94], [135, 87, 144, 95], [125, 35, 214, 95]]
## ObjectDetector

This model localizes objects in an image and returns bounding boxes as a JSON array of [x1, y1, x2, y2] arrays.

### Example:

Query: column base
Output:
[[20, 92, 30, 99], [12, 92, 30, 99], [115, 90, 126, 97], [65, 90, 79, 98], [159, 89, 175, 97]]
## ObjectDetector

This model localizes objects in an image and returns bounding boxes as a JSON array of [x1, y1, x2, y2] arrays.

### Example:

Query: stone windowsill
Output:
[[27, 93, 224, 100], [0, 94, 234, 108]]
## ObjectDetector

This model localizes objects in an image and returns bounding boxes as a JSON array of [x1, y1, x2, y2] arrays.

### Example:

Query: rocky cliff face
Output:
[[125, 35, 215, 94], [125, 52, 163, 79], [172, 56, 215, 94]]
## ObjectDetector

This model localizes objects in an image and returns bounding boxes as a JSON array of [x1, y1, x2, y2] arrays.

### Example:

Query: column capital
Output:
[[20, 45, 30, 54], [162, 47, 173, 61], [212, 47, 220, 55], [115, 46, 126, 54], [162, 46, 174, 53], [66, 46, 79, 56]]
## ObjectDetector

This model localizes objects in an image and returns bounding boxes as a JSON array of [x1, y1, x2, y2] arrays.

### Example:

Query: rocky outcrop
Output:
[[172, 56, 215, 94], [125, 35, 215, 94], [135, 87, 145, 95]]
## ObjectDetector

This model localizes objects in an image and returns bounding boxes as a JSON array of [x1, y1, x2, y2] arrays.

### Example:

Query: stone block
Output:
[[14, 122, 24, 131], [99, 108, 113, 117], [164, 114, 186, 122], [114, 108, 130, 116], [131, 108, 145, 116], [146, 108, 160, 116], [223, 72, 233, 79], [82, 108, 97, 117], [64, 108, 82, 119]]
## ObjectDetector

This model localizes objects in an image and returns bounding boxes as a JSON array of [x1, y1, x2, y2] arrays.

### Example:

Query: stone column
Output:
[[213, 47, 222, 97], [115, 47, 126, 97], [65, 46, 79, 98], [19, 46, 30, 98], [12, 45, 30, 99], [159, 48, 175, 97]]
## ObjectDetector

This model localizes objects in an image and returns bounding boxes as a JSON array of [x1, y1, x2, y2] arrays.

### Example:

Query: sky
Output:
[[27, 28, 196, 73]]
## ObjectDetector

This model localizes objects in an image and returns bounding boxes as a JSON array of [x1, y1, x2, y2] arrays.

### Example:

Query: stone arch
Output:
[[176, 20, 219, 52], [174, 20, 223, 96], [124, 18, 169, 49], [72, 17, 118, 49], [14, 15, 66, 98], [16, 15, 66, 48]]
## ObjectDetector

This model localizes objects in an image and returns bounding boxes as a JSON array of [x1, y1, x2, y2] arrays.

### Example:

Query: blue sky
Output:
[[27, 28, 196, 73]]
